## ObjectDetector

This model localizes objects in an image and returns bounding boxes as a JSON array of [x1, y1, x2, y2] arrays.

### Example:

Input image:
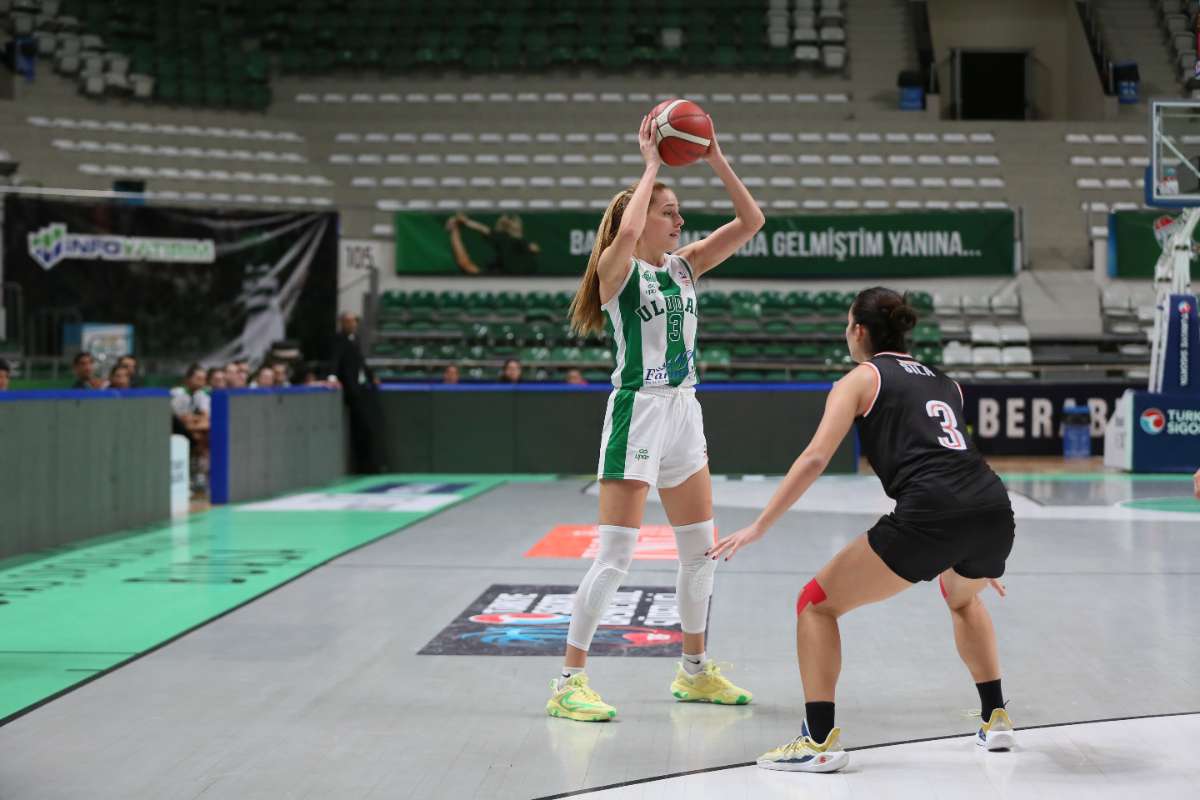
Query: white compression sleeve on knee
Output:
[[674, 520, 718, 634], [565, 525, 638, 652]]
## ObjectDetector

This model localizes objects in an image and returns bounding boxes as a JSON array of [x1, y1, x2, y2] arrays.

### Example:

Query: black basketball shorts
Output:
[[867, 505, 1015, 584]]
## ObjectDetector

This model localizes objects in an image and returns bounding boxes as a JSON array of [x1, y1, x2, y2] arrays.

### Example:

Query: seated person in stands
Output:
[[0, 358, 10, 391], [272, 361, 291, 387], [225, 361, 247, 389], [499, 358, 523, 383], [71, 352, 102, 389], [107, 364, 132, 389], [252, 365, 276, 388], [116, 355, 140, 388], [446, 212, 541, 275], [443, 364, 460, 384], [565, 368, 587, 385], [170, 364, 211, 495], [207, 366, 227, 391]]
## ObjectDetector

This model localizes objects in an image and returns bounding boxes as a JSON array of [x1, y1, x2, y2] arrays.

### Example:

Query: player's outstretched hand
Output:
[[988, 578, 1006, 598], [707, 523, 765, 562]]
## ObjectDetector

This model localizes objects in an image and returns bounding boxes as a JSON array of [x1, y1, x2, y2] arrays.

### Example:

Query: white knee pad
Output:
[[674, 520, 718, 634], [566, 525, 638, 651]]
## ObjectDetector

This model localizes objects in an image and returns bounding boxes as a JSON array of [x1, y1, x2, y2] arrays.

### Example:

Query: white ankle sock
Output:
[[682, 652, 706, 675], [558, 665, 584, 688]]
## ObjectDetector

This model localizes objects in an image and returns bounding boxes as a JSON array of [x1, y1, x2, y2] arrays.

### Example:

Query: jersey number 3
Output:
[[667, 311, 683, 342], [925, 400, 967, 451]]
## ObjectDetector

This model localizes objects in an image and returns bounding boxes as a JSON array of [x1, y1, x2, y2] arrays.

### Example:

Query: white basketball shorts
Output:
[[597, 386, 708, 488]]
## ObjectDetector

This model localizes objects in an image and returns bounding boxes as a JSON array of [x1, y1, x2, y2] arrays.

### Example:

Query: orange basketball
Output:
[[651, 99, 713, 167]]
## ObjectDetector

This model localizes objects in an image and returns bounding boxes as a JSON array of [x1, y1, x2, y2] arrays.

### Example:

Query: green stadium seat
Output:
[[732, 370, 765, 382], [763, 320, 791, 336], [909, 291, 935, 312], [732, 343, 760, 359], [732, 318, 761, 335], [786, 291, 816, 314], [765, 370, 790, 382], [699, 347, 731, 366], [913, 322, 942, 344], [703, 320, 733, 336]]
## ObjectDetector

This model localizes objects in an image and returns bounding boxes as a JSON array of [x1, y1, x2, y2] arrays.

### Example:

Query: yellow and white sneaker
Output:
[[546, 674, 617, 722], [756, 721, 849, 773], [977, 708, 1015, 751], [670, 661, 752, 705]]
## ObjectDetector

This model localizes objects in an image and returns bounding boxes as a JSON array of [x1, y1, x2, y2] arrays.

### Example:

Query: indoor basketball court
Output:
[[3, 0, 1200, 798]]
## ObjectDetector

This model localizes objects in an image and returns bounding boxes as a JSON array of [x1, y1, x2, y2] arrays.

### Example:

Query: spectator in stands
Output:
[[107, 364, 132, 390], [565, 368, 587, 385], [443, 364, 460, 384], [332, 311, 386, 473], [499, 358, 523, 383], [207, 366, 227, 391], [171, 364, 211, 495], [252, 365, 276, 388], [446, 212, 542, 275], [71, 352, 102, 389], [272, 361, 291, 387], [117, 355, 141, 387], [0, 358, 10, 391], [225, 361, 247, 389], [172, 364, 211, 418]]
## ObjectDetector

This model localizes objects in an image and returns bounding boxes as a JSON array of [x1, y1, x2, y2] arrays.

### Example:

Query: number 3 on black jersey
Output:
[[925, 400, 967, 450]]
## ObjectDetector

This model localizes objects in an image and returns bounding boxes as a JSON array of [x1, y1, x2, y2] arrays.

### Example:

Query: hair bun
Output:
[[889, 303, 918, 333]]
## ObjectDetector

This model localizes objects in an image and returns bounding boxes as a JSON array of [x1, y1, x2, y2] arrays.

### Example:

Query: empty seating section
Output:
[[1067, 131, 1155, 241], [279, 0, 849, 75], [929, 290, 1039, 380], [24, 0, 272, 109], [371, 288, 939, 383], [328, 124, 1006, 236], [8, 0, 851, 115], [1159, 0, 1200, 82], [20, 115, 331, 207]]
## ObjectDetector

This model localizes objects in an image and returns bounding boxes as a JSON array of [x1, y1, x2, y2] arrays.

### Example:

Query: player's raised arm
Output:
[[596, 114, 661, 297], [673, 120, 765, 276]]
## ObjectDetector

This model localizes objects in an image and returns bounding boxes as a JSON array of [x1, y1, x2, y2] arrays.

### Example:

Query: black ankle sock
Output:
[[805, 701, 835, 744], [976, 679, 1004, 721]]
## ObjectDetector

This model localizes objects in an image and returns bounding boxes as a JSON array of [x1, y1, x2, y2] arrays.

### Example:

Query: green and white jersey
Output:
[[602, 254, 699, 390]]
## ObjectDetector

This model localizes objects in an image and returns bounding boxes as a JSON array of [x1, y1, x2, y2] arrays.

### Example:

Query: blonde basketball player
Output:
[[545, 114, 765, 722]]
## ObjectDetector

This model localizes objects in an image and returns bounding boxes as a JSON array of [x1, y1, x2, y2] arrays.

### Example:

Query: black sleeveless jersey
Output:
[[853, 352, 1009, 517]]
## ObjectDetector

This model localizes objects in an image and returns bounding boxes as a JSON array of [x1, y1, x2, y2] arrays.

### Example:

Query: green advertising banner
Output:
[[396, 210, 1016, 278], [1110, 210, 1193, 279]]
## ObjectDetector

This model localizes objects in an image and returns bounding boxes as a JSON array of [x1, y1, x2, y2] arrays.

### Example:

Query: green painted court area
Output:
[[0, 475, 546, 724]]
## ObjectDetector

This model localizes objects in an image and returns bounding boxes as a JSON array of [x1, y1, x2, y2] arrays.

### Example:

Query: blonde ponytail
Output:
[[568, 182, 666, 336]]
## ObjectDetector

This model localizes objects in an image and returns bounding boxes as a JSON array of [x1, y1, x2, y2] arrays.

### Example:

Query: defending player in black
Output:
[[708, 286, 1016, 773]]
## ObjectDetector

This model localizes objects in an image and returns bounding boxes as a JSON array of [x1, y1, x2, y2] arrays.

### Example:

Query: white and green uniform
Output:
[[597, 255, 708, 488]]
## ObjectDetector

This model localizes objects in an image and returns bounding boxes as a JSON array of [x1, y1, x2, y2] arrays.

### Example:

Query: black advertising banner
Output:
[[3, 196, 338, 362], [960, 382, 1140, 455], [419, 583, 697, 657]]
